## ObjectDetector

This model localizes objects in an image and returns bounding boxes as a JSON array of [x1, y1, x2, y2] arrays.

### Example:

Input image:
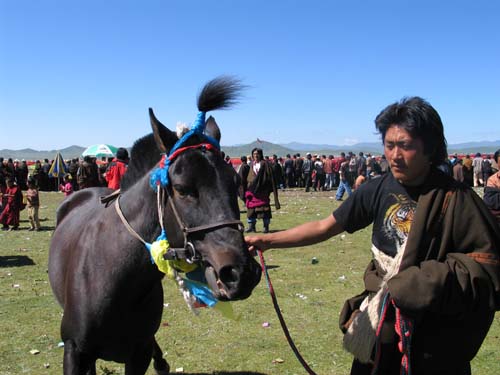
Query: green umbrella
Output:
[[81, 144, 118, 158]]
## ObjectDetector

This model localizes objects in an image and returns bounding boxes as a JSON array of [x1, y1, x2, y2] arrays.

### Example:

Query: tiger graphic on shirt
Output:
[[383, 193, 416, 246]]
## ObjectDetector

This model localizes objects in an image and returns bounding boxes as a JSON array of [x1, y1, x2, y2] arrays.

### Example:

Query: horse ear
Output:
[[205, 115, 221, 143], [149, 108, 178, 153]]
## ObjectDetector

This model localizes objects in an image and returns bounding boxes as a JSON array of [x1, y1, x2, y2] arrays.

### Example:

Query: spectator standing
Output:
[[365, 153, 374, 179], [452, 158, 464, 182], [271, 155, 284, 190], [462, 154, 473, 187], [59, 174, 74, 197], [484, 149, 500, 226], [348, 152, 358, 180], [357, 152, 367, 178], [26, 178, 41, 231], [294, 154, 304, 188], [237, 155, 250, 202], [336, 155, 353, 201], [0, 178, 23, 231], [283, 154, 295, 188], [40, 158, 51, 191], [482, 155, 493, 184], [302, 153, 314, 192], [32, 160, 42, 188], [333, 152, 345, 187], [314, 155, 326, 191], [17, 160, 29, 190], [105, 148, 129, 190], [244, 148, 280, 233], [68, 158, 80, 191], [378, 154, 390, 174], [324, 155, 334, 190], [77, 156, 100, 189], [472, 152, 483, 187]]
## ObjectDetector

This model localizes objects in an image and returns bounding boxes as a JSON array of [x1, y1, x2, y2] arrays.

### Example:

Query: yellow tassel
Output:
[[150, 239, 197, 278], [213, 301, 240, 321]]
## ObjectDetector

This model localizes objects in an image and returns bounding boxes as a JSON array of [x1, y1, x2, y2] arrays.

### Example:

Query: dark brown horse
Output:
[[49, 77, 261, 374]]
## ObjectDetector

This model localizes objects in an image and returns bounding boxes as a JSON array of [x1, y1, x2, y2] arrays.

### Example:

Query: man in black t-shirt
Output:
[[246, 97, 500, 375]]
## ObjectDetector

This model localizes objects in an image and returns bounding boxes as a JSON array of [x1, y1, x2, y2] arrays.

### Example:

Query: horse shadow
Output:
[[182, 372, 267, 375], [40, 225, 56, 231], [0, 255, 36, 268]]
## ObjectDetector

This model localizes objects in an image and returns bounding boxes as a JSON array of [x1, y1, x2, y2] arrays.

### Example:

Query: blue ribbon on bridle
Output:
[[149, 111, 221, 190]]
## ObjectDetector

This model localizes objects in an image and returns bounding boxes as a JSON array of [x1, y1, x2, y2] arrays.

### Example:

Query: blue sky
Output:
[[1, 0, 499, 151]]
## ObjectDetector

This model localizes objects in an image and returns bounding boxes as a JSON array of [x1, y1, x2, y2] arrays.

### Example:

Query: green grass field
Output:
[[0, 189, 499, 374]]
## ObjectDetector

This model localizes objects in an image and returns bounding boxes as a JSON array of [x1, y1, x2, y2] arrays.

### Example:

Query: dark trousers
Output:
[[303, 172, 312, 191], [350, 343, 472, 375]]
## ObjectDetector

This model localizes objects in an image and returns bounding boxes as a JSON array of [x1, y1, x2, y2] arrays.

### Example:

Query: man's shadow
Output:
[[0, 255, 35, 268]]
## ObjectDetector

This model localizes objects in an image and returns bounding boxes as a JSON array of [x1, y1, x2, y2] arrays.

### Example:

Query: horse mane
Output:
[[197, 76, 245, 112], [120, 133, 162, 191]]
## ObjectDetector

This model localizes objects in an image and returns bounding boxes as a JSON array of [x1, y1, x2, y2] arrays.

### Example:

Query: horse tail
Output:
[[197, 76, 245, 113]]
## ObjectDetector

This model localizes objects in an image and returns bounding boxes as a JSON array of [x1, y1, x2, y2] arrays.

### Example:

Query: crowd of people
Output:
[[0, 148, 129, 231], [233, 149, 498, 194]]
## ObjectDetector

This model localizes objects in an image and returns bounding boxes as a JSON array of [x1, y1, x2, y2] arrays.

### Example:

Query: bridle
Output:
[[157, 185, 244, 263], [110, 142, 244, 264]]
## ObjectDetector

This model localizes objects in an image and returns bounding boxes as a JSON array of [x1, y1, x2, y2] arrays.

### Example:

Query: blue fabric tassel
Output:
[[149, 111, 221, 190], [182, 278, 218, 307]]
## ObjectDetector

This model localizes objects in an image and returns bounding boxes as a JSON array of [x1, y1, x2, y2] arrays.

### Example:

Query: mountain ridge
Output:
[[1, 140, 500, 160]]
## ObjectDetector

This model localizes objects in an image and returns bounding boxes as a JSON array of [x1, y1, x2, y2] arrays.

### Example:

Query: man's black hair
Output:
[[375, 96, 448, 165], [494, 149, 500, 164]]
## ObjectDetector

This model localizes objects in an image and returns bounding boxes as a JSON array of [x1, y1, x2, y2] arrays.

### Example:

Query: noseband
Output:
[[161, 186, 244, 263]]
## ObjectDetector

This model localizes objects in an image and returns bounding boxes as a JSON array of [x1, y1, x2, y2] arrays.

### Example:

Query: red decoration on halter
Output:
[[167, 143, 219, 162], [159, 154, 167, 169]]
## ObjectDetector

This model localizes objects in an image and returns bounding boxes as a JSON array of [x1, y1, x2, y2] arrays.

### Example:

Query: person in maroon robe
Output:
[[0, 178, 23, 230]]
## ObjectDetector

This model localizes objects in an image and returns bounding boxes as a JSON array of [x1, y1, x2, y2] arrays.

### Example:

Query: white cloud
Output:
[[343, 138, 359, 146]]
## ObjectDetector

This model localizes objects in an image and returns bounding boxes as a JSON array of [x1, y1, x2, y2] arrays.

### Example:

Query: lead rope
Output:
[[257, 249, 318, 375]]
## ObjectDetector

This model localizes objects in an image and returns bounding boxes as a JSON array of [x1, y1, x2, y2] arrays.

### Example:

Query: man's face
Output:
[[252, 151, 261, 161], [384, 125, 431, 186]]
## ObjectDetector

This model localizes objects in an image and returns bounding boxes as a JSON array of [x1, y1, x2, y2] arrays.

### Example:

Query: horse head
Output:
[[146, 77, 261, 301]]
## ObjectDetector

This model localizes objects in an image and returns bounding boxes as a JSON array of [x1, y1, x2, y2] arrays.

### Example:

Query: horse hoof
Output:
[[154, 360, 169, 375]]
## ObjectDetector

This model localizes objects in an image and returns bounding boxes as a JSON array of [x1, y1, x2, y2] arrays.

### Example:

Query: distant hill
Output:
[[447, 140, 500, 155], [222, 139, 382, 157], [2, 139, 500, 160], [221, 140, 296, 158], [0, 145, 85, 161]]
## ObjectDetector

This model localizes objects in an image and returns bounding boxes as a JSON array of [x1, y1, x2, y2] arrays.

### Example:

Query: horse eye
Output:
[[173, 184, 197, 198]]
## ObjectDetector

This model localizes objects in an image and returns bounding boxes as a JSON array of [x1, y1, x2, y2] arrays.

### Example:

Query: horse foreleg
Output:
[[125, 340, 154, 375], [152, 338, 169, 375], [63, 340, 96, 375]]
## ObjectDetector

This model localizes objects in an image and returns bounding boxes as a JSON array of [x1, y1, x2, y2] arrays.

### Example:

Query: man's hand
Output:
[[245, 234, 271, 256]]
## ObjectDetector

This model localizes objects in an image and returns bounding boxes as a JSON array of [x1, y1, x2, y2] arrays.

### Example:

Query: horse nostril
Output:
[[219, 266, 241, 286]]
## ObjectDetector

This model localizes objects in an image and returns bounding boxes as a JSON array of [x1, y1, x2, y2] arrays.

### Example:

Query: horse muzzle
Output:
[[204, 258, 261, 301]]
